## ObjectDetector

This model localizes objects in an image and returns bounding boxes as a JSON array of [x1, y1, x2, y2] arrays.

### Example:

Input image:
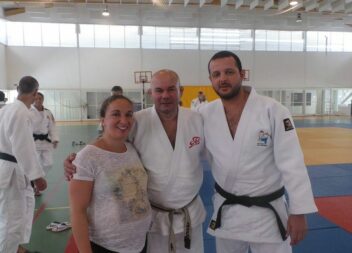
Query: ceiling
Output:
[[1, 0, 352, 31]]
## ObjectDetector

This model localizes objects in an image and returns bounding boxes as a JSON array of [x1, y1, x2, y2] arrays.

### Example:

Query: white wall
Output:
[[0, 44, 6, 89], [5, 47, 352, 90]]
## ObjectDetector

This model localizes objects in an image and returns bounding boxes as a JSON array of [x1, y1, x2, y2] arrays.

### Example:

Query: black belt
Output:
[[33, 134, 51, 143], [212, 183, 287, 241], [0, 152, 17, 163]]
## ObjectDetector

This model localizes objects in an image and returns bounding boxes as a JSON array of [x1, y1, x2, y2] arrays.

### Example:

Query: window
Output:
[[59, 24, 77, 47], [42, 23, 60, 47], [110, 25, 125, 48], [7, 22, 24, 46], [23, 22, 42, 46], [0, 19, 6, 45], [79, 24, 94, 47], [95, 25, 109, 48]]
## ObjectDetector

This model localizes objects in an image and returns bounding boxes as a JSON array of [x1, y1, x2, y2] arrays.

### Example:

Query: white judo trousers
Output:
[[130, 106, 206, 253], [30, 106, 59, 174], [0, 101, 44, 253], [200, 86, 317, 252]]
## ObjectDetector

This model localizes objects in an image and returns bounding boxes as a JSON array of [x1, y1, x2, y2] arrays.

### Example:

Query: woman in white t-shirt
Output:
[[69, 95, 151, 253]]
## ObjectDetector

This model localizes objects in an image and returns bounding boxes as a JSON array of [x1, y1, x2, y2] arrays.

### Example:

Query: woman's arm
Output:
[[69, 179, 94, 253]]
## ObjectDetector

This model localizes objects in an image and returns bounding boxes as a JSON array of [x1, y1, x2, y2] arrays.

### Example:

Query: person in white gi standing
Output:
[[0, 76, 47, 253], [200, 51, 317, 253], [65, 69, 206, 253], [0, 91, 7, 109], [30, 92, 59, 183], [190, 91, 208, 111]]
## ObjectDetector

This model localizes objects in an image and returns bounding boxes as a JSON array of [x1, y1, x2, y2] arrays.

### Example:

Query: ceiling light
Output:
[[102, 6, 110, 17], [296, 13, 302, 23], [290, 0, 298, 6]]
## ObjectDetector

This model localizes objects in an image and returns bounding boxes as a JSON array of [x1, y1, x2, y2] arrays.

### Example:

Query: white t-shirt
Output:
[[73, 143, 151, 252]]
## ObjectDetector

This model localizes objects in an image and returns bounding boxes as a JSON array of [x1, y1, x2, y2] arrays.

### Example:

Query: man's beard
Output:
[[215, 83, 241, 100]]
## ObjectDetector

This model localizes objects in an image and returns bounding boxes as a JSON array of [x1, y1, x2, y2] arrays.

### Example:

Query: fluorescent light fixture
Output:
[[102, 6, 110, 17], [290, 0, 298, 5]]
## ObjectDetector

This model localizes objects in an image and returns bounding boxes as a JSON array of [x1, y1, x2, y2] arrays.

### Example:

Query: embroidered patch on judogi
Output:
[[283, 118, 294, 131], [209, 220, 217, 230]]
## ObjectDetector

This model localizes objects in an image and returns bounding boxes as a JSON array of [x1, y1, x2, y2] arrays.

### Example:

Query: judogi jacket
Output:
[[200, 86, 317, 243], [0, 100, 44, 188], [129, 106, 206, 236], [30, 105, 59, 150]]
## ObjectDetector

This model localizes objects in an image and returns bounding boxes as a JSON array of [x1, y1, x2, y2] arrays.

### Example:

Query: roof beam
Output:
[[264, 0, 274, 10], [221, 0, 228, 7], [346, 2, 352, 13], [235, 0, 244, 9], [249, 0, 259, 9], [332, 0, 344, 12], [278, 0, 289, 11], [319, 0, 332, 12], [305, 0, 318, 11]]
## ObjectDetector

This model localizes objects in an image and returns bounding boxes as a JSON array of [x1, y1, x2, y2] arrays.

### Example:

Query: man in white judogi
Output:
[[0, 76, 47, 253], [200, 51, 317, 253], [0, 91, 7, 109], [30, 92, 59, 176], [65, 70, 206, 253], [190, 91, 208, 111], [130, 70, 206, 253]]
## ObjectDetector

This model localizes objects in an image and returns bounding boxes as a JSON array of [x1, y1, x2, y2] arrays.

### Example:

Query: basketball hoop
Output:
[[134, 71, 152, 109]]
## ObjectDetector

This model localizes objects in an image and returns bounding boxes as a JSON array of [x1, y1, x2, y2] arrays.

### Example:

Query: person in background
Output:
[[98, 86, 124, 134], [30, 92, 59, 196], [111, 86, 123, 96], [0, 91, 7, 109], [190, 91, 208, 111], [69, 95, 151, 253], [0, 76, 47, 253]]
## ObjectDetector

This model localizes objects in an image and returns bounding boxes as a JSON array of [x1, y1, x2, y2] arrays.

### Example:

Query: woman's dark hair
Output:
[[100, 95, 133, 118]]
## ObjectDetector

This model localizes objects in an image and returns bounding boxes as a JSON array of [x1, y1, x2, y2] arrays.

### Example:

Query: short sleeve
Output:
[[72, 146, 97, 181]]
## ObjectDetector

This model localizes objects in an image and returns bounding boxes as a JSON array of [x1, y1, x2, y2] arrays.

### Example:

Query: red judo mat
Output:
[[65, 235, 79, 253], [315, 196, 352, 233]]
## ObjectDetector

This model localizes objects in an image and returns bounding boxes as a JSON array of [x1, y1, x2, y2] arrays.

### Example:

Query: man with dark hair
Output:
[[200, 51, 317, 253], [30, 92, 59, 196], [111, 85, 123, 96], [0, 76, 47, 253], [0, 91, 7, 109]]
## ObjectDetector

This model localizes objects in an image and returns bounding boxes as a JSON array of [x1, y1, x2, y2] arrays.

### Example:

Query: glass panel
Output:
[[330, 32, 343, 52], [0, 19, 7, 44], [59, 24, 77, 47], [23, 22, 42, 46], [110, 25, 124, 48], [291, 31, 304, 51], [255, 30, 266, 51], [306, 31, 318, 51], [279, 31, 291, 51], [125, 26, 139, 48], [42, 23, 60, 47], [7, 22, 24, 46], [142, 26, 156, 49], [79, 24, 94, 48], [266, 30, 279, 51], [94, 25, 109, 48], [156, 27, 170, 49], [344, 32, 352, 52]]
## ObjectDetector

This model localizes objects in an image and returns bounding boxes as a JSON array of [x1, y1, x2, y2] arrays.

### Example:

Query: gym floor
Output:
[[25, 116, 352, 253]]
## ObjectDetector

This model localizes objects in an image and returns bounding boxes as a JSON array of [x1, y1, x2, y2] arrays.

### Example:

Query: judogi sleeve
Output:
[[9, 108, 44, 181], [47, 110, 59, 142], [272, 104, 317, 214]]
